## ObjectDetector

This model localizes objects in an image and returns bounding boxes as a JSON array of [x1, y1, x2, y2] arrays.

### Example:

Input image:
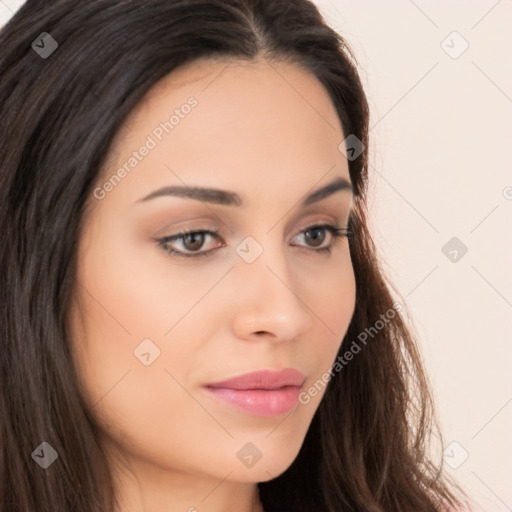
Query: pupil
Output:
[[305, 228, 325, 247], [184, 233, 204, 251]]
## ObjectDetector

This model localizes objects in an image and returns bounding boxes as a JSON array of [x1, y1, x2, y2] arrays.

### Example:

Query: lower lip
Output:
[[203, 386, 302, 416]]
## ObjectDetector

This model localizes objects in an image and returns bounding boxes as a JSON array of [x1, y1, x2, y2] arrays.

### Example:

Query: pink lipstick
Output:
[[203, 368, 305, 417]]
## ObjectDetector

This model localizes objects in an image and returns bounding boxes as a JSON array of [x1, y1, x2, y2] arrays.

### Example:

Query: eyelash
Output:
[[155, 222, 353, 259]]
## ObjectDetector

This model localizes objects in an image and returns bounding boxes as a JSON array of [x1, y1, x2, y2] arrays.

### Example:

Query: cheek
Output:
[[297, 256, 356, 401], [68, 270, 223, 476], [306, 251, 356, 338], [320, 261, 356, 327]]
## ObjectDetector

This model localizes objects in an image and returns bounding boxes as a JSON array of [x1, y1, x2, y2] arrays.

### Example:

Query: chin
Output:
[[224, 437, 305, 483]]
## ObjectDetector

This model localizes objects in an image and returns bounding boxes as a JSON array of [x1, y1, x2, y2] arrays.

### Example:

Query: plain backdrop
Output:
[[1, 1, 511, 510]]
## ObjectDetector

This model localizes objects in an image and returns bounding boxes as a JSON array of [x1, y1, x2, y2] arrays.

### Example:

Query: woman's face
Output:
[[70, 57, 356, 498]]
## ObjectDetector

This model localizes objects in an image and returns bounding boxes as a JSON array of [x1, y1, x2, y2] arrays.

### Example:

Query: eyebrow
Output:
[[138, 176, 353, 207]]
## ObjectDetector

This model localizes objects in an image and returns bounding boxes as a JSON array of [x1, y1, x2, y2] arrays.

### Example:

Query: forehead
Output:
[[131, 56, 343, 131], [98, 57, 350, 207]]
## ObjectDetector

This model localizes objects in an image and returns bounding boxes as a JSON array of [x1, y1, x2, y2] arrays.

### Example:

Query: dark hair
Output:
[[0, 1, 470, 510]]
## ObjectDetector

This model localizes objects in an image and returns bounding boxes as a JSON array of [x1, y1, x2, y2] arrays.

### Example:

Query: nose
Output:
[[230, 244, 314, 343]]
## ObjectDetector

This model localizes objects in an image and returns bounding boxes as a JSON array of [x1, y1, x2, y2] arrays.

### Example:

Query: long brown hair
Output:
[[0, 0, 470, 510]]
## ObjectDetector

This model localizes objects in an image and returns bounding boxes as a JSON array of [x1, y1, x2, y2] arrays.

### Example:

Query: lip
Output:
[[206, 368, 306, 390], [203, 369, 306, 417]]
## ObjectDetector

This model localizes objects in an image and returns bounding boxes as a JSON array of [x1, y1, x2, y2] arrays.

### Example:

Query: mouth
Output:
[[202, 368, 306, 417]]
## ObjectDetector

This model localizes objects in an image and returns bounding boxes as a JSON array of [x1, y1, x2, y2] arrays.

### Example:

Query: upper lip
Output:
[[205, 368, 306, 390]]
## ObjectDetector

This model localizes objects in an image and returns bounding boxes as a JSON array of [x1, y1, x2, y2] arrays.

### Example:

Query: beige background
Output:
[[2, 0, 511, 510]]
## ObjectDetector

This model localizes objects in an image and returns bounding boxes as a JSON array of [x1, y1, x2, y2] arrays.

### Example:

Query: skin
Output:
[[70, 57, 356, 512]]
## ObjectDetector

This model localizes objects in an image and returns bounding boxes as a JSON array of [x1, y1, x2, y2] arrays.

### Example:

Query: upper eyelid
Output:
[[164, 220, 341, 241]]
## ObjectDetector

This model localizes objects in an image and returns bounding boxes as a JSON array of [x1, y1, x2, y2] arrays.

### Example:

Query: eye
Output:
[[155, 223, 353, 259], [289, 223, 352, 254], [156, 229, 223, 258]]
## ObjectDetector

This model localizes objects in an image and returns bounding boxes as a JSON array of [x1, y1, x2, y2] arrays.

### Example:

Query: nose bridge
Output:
[[230, 233, 313, 340]]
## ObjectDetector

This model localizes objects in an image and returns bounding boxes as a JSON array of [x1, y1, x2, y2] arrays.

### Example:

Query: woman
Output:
[[0, 1, 470, 511]]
